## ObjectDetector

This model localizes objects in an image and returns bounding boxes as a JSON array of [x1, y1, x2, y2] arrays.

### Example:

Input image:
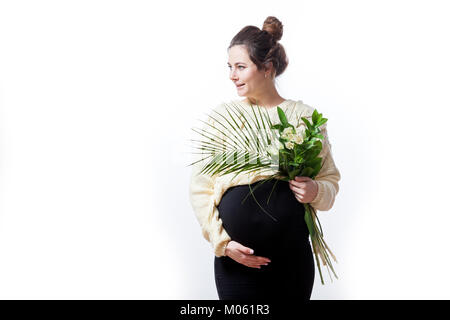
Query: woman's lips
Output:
[[237, 84, 245, 89]]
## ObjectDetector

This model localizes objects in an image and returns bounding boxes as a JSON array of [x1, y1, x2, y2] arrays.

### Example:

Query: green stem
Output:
[[267, 178, 279, 205], [306, 203, 339, 283], [312, 238, 325, 285], [247, 182, 278, 222], [241, 178, 270, 205]]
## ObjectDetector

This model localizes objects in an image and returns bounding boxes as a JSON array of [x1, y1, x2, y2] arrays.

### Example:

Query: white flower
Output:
[[267, 144, 279, 156], [292, 133, 303, 144], [295, 125, 306, 136], [285, 141, 294, 150], [281, 127, 294, 139], [287, 133, 295, 141], [282, 127, 294, 135]]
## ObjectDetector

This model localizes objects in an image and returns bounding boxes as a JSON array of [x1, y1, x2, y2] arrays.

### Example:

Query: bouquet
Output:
[[188, 102, 338, 285]]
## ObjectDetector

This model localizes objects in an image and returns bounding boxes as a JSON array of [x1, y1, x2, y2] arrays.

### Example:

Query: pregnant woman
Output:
[[189, 16, 341, 301]]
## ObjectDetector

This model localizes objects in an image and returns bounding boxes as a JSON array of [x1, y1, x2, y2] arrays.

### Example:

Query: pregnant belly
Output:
[[217, 179, 308, 257]]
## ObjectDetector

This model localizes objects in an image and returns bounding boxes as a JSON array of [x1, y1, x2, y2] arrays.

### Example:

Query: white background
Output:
[[1, 0, 449, 299]]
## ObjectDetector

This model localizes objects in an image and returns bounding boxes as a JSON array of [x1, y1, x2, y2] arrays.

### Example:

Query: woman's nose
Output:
[[229, 69, 238, 81]]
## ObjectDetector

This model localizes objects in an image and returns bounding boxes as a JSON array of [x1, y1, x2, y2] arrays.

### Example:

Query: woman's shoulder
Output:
[[210, 98, 316, 117], [291, 99, 315, 118], [292, 100, 329, 133]]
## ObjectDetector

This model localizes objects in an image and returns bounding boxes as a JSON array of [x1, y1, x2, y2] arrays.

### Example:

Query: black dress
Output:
[[214, 178, 315, 301]]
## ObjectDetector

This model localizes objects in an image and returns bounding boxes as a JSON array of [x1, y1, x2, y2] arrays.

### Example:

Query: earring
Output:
[[265, 74, 267, 78]]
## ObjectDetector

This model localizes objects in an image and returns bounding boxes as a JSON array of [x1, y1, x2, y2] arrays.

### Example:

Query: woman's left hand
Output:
[[289, 176, 319, 204]]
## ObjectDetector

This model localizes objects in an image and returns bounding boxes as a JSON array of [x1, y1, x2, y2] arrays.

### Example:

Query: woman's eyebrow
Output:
[[227, 62, 247, 65]]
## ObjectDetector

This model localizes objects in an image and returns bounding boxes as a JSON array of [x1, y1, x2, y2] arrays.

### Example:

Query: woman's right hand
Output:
[[224, 240, 271, 269]]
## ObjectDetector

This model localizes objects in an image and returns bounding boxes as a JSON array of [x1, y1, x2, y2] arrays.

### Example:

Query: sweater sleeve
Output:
[[188, 110, 231, 257], [309, 122, 341, 211]]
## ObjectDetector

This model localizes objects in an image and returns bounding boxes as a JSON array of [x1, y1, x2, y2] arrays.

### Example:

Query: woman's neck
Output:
[[244, 95, 286, 108], [243, 84, 285, 108]]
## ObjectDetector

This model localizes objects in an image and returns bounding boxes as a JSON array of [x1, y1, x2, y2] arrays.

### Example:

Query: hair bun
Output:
[[262, 16, 283, 42]]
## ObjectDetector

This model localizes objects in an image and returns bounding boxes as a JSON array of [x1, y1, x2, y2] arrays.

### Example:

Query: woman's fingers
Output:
[[289, 183, 305, 195], [236, 243, 254, 255], [244, 254, 271, 268], [290, 183, 305, 203], [289, 178, 318, 203], [290, 179, 307, 188], [295, 176, 311, 182], [246, 262, 266, 269], [237, 252, 271, 268], [252, 255, 271, 264], [227, 240, 271, 268]]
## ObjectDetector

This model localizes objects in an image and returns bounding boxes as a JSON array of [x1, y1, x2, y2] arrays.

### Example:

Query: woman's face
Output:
[[227, 45, 269, 98]]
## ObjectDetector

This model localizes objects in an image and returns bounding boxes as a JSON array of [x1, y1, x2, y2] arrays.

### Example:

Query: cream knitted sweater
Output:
[[188, 99, 341, 257]]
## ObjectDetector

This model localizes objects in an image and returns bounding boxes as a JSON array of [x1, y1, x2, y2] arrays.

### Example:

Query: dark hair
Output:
[[228, 16, 289, 78]]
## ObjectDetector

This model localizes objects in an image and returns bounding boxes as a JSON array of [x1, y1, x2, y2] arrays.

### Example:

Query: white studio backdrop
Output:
[[1, 0, 449, 299]]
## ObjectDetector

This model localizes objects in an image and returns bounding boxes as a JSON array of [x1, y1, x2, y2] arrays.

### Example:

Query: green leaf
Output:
[[310, 157, 323, 177], [304, 148, 321, 161], [304, 141, 316, 151], [309, 157, 322, 169], [305, 129, 311, 137], [301, 117, 313, 131], [271, 124, 283, 130], [312, 109, 319, 124], [290, 168, 301, 177], [277, 107, 289, 127], [294, 154, 304, 162], [317, 118, 328, 127], [300, 166, 314, 177], [304, 206, 316, 237]]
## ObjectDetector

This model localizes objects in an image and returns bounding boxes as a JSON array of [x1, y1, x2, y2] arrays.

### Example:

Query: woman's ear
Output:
[[264, 61, 274, 78]]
